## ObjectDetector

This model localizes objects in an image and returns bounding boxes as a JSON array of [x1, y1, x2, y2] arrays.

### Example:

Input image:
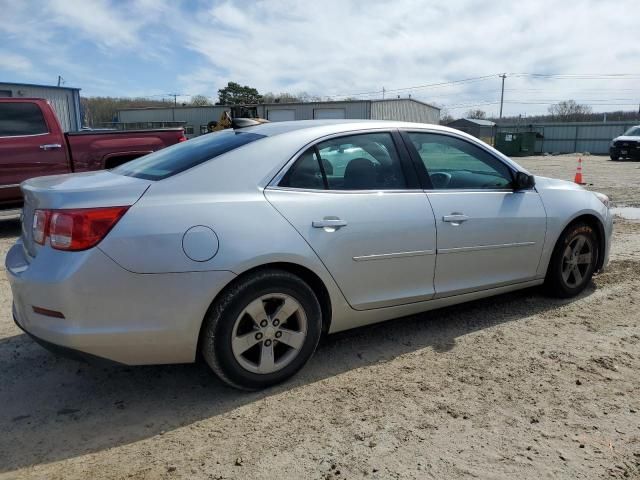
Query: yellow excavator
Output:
[[207, 105, 269, 132]]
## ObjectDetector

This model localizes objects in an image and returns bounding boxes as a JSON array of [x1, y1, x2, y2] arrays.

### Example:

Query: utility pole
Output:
[[168, 93, 182, 122], [57, 75, 64, 87], [499, 74, 506, 119], [382, 86, 385, 100]]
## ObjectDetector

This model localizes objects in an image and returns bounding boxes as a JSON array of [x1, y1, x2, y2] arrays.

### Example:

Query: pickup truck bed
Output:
[[65, 129, 185, 171], [0, 98, 186, 208]]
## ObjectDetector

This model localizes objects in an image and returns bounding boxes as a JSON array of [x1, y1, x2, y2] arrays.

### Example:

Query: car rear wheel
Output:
[[544, 222, 599, 298], [200, 269, 322, 390]]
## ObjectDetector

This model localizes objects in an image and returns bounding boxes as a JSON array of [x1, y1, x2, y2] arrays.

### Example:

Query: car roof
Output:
[[241, 119, 454, 137]]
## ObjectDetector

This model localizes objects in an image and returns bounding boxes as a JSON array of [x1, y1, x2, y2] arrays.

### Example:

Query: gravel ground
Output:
[[1, 155, 639, 479]]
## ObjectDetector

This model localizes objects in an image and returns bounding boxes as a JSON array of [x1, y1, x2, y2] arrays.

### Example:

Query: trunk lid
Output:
[[21, 171, 151, 258]]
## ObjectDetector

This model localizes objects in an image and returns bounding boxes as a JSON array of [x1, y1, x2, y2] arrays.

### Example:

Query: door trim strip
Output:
[[438, 241, 536, 254], [353, 249, 436, 262], [0, 184, 20, 190]]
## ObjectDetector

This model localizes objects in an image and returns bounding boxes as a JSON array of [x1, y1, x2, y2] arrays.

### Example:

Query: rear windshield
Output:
[[113, 130, 265, 180]]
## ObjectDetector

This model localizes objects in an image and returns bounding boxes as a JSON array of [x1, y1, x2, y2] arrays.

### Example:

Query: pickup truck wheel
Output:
[[544, 222, 598, 298], [200, 270, 322, 390]]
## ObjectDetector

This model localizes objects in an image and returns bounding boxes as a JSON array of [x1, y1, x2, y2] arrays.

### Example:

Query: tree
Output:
[[190, 94, 212, 106], [261, 91, 323, 103], [439, 112, 454, 125], [80, 96, 170, 127], [466, 109, 487, 120], [548, 100, 592, 121], [217, 82, 262, 105], [435, 104, 453, 124]]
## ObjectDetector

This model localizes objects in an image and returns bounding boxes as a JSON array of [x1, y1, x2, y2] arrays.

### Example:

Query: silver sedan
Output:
[[6, 120, 613, 389]]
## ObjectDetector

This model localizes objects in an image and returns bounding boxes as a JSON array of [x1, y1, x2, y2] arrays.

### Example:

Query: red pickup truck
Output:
[[0, 98, 186, 209]]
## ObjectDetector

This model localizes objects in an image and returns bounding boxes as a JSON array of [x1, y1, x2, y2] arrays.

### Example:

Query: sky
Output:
[[1, 0, 639, 118]]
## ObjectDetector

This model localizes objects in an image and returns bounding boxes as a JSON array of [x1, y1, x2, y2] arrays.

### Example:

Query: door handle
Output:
[[40, 144, 62, 151], [312, 218, 347, 229], [443, 213, 469, 225]]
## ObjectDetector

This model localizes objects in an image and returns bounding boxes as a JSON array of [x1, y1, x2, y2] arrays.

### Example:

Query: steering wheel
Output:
[[430, 172, 452, 189]]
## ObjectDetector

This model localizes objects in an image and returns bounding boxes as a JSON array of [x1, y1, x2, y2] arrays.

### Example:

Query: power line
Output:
[[326, 74, 501, 99]]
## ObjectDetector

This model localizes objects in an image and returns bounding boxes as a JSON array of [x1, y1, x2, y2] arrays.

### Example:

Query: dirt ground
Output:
[[1, 155, 639, 479]]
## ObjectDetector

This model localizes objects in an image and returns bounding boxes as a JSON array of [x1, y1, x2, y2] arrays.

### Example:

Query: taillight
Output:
[[32, 206, 129, 251], [33, 209, 51, 245], [178, 133, 188, 142]]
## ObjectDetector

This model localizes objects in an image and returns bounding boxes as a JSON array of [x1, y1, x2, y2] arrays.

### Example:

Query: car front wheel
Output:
[[545, 222, 599, 298], [200, 270, 322, 390]]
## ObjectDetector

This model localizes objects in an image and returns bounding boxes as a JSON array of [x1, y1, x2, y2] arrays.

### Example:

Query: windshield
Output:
[[623, 126, 640, 137], [113, 130, 265, 180]]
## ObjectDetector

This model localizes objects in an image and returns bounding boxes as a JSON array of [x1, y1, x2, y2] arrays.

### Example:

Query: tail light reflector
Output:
[[33, 209, 51, 245], [33, 206, 129, 251]]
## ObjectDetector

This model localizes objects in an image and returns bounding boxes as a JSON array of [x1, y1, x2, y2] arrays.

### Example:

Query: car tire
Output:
[[544, 222, 599, 298], [609, 155, 618, 161], [200, 269, 322, 390]]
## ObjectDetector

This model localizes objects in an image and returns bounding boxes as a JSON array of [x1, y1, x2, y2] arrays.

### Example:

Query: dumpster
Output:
[[495, 131, 540, 157], [495, 132, 522, 156]]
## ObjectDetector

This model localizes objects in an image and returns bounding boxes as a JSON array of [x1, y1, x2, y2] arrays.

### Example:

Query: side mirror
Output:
[[514, 172, 535, 190]]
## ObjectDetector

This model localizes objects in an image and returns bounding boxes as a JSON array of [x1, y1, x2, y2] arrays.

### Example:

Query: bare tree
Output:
[[81, 97, 170, 127], [190, 95, 212, 106], [466, 109, 487, 120], [261, 91, 323, 103], [437, 106, 454, 125], [547, 100, 592, 121]]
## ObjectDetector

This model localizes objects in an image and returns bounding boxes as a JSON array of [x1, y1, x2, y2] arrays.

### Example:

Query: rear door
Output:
[[402, 131, 546, 297], [265, 130, 437, 310], [0, 101, 69, 204]]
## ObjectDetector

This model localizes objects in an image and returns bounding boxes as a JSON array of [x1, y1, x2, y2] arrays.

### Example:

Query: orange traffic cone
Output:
[[574, 157, 585, 185]]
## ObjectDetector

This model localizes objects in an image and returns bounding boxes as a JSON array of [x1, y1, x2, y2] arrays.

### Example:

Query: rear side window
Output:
[[113, 130, 265, 180], [0, 103, 48, 137], [280, 132, 406, 190]]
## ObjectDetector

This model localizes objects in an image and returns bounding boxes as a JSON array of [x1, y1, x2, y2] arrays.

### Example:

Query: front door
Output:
[[265, 131, 437, 310], [403, 131, 547, 297]]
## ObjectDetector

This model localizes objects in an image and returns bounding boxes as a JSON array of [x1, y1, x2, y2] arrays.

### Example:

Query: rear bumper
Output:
[[6, 241, 236, 365], [13, 307, 121, 365]]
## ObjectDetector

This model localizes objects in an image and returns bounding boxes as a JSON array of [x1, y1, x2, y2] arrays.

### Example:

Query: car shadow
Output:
[[0, 218, 21, 239], [0, 283, 595, 472]]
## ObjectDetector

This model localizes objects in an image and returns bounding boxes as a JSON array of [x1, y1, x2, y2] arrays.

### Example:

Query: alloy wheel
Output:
[[561, 234, 594, 288], [231, 294, 308, 374]]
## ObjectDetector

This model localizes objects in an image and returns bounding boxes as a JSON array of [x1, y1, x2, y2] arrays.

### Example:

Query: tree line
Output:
[[437, 100, 639, 125], [81, 82, 640, 127], [81, 82, 328, 127]]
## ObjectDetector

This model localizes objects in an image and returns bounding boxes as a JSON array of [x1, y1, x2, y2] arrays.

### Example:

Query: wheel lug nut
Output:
[[273, 319, 280, 327], [275, 331, 282, 338], [255, 332, 263, 340], [264, 339, 272, 347], [260, 320, 268, 327]]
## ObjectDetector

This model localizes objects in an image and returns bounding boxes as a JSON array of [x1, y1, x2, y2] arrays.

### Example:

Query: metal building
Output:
[[496, 121, 639, 155], [446, 118, 496, 145], [118, 99, 440, 138], [0, 82, 82, 132]]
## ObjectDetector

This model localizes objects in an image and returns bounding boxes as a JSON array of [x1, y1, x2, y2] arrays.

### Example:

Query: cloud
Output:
[[0, 51, 34, 74], [1, 0, 639, 115]]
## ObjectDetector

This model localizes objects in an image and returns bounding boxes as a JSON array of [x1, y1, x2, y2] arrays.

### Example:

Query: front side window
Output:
[[280, 132, 406, 190], [113, 130, 265, 180], [407, 132, 513, 190], [0, 103, 48, 137]]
